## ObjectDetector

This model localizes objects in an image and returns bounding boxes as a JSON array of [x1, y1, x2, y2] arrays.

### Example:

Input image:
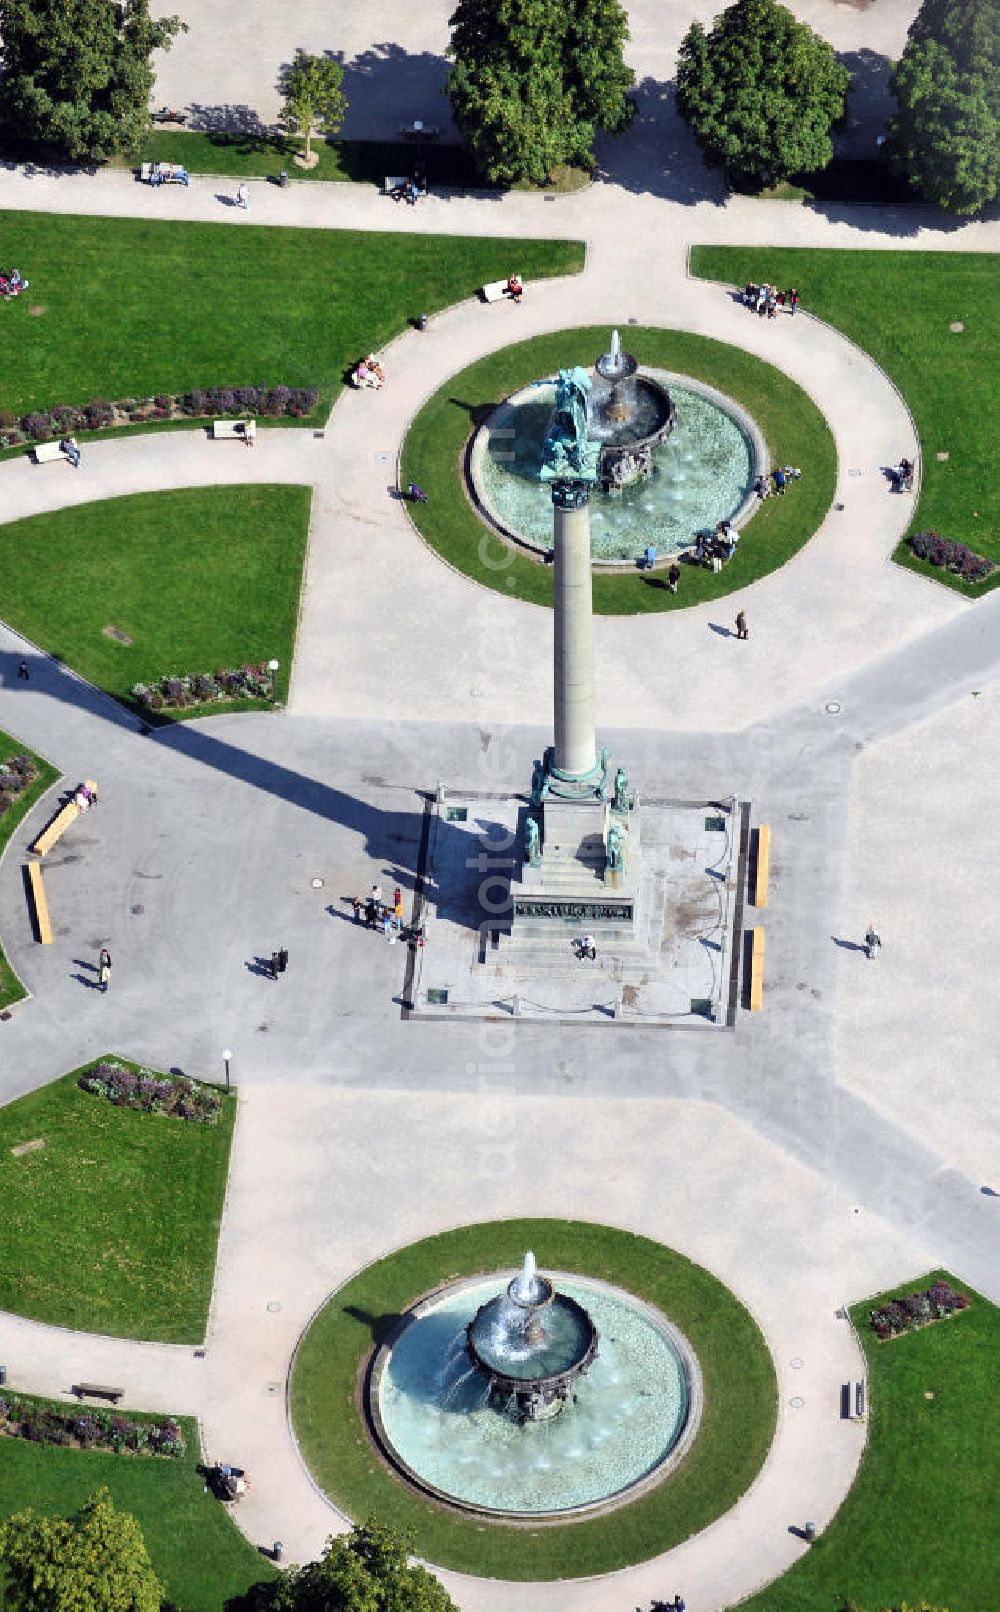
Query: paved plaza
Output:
[[1, 1, 999, 1606]]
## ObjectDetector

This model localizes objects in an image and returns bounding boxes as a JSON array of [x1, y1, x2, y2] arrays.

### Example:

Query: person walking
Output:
[[864, 924, 881, 960], [269, 951, 280, 979], [98, 948, 112, 991], [17, 659, 29, 680], [393, 887, 404, 934], [352, 896, 362, 923], [580, 932, 597, 961], [383, 909, 396, 943], [364, 897, 377, 929], [788, 288, 800, 316], [735, 609, 749, 640], [667, 562, 681, 594], [277, 947, 288, 974]]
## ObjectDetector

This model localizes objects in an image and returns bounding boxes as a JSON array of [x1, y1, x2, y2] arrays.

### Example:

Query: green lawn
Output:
[[291, 1219, 777, 1579], [0, 210, 584, 417], [691, 248, 1000, 594], [0, 1061, 235, 1341], [400, 326, 836, 613], [0, 486, 309, 713], [734, 1271, 998, 1612], [0, 1408, 275, 1612], [125, 130, 486, 190], [0, 732, 60, 1008]]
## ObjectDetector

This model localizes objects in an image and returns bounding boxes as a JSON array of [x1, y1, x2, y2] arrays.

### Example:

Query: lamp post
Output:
[[222, 1049, 232, 1093], [267, 659, 280, 702]]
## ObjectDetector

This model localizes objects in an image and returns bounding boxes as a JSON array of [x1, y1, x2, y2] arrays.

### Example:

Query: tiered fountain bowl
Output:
[[367, 1251, 702, 1518]]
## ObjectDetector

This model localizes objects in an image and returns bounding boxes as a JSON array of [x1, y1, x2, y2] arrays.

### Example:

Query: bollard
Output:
[[804, 1522, 816, 1543], [273, 1540, 283, 1563]]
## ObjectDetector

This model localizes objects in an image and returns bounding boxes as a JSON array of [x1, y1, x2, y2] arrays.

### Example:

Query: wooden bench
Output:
[[26, 861, 52, 945], [74, 1382, 124, 1405], [755, 823, 771, 907], [32, 441, 69, 464], [212, 419, 255, 441], [482, 276, 524, 304], [32, 780, 97, 856], [383, 176, 409, 197], [854, 1379, 866, 1421], [749, 926, 765, 1012]]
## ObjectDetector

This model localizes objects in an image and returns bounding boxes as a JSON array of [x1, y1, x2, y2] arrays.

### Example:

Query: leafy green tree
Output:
[[446, 0, 634, 186], [887, 0, 999, 215], [675, 0, 849, 185], [0, 1486, 163, 1612], [237, 1519, 458, 1612], [0, 0, 186, 161], [280, 50, 347, 166]]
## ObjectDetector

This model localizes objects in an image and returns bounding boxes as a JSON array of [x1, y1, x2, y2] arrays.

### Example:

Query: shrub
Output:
[[23, 412, 53, 440], [870, 1279, 968, 1338], [909, 530, 993, 583], [0, 1393, 184, 1458], [184, 388, 208, 414], [266, 384, 292, 415], [78, 1059, 223, 1123]]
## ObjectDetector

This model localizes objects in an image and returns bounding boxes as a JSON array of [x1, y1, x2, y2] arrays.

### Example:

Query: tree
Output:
[[446, 0, 635, 186], [0, 1487, 163, 1612], [236, 1519, 458, 1612], [280, 50, 347, 167], [887, 0, 999, 215], [0, 0, 186, 161], [675, 0, 849, 186]]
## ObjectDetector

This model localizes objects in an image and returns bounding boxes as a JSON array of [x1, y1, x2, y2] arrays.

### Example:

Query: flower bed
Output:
[[0, 1392, 184, 1457], [79, 1059, 223, 1124], [870, 1279, 968, 1341], [130, 661, 275, 713], [0, 752, 40, 820], [908, 530, 994, 584], [0, 383, 321, 447]]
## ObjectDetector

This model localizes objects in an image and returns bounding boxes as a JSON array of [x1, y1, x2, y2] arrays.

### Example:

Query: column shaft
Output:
[[553, 500, 597, 778]]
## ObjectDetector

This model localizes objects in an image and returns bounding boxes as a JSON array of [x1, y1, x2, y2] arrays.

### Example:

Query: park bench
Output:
[[74, 1382, 124, 1405], [26, 861, 52, 945], [383, 176, 409, 197], [32, 780, 98, 856], [212, 419, 255, 441], [754, 823, 771, 907], [32, 441, 70, 464], [399, 122, 440, 141], [854, 1379, 866, 1420], [482, 276, 524, 304], [748, 926, 765, 1012]]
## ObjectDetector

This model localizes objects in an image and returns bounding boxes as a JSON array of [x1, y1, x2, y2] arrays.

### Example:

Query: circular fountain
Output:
[[467, 331, 763, 562], [367, 1252, 702, 1517], [465, 1250, 599, 1423]]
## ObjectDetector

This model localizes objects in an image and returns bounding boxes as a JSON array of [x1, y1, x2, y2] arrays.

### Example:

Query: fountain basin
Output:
[[468, 369, 764, 564], [367, 1272, 702, 1518]]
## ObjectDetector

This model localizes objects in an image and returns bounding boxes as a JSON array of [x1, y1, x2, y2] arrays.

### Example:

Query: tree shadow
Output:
[[835, 48, 894, 160], [343, 1304, 403, 1345], [592, 75, 727, 206]]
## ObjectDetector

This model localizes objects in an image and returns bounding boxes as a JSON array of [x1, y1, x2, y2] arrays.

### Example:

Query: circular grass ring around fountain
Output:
[[289, 1219, 777, 1580], [399, 327, 837, 616]]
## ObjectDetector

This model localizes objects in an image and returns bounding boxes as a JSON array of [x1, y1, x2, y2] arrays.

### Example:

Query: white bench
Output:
[[212, 419, 255, 441], [482, 276, 523, 304], [383, 176, 409, 196], [33, 441, 69, 464]]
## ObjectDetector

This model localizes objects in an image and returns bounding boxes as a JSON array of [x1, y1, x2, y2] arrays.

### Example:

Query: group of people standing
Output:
[[353, 883, 416, 946], [743, 281, 800, 318]]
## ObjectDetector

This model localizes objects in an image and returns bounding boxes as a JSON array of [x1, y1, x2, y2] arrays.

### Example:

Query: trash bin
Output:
[[418, 313, 429, 332], [804, 1522, 816, 1543], [279, 170, 289, 188], [0, 1366, 6, 1386], [273, 1541, 283, 1563]]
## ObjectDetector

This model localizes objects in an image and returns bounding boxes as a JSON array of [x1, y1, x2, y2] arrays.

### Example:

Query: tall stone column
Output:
[[552, 494, 597, 780]]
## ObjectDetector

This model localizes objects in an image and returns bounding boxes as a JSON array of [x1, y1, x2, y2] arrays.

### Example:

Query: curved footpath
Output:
[[0, 157, 998, 1611]]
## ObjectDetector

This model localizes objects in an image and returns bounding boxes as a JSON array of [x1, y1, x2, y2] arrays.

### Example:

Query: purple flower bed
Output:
[[0, 753, 40, 820], [0, 1392, 184, 1457], [0, 384, 322, 449], [130, 661, 275, 713], [870, 1279, 968, 1341], [79, 1059, 223, 1124], [908, 530, 994, 584]]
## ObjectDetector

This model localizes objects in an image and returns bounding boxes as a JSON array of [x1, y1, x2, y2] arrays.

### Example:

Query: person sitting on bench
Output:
[[60, 436, 81, 468], [891, 457, 914, 492], [505, 274, 524, 303]]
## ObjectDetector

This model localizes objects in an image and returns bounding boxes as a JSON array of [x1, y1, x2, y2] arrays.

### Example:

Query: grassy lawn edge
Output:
[[0, 731, 61, 1008], [0, 1398, 275, 1611], [689, 247, 1000, 598], [290, 1218, 777, 1580], [732, 1268, 997, 1612], [0, 1059, 236, 1342], [400, 327, 836, 615]]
